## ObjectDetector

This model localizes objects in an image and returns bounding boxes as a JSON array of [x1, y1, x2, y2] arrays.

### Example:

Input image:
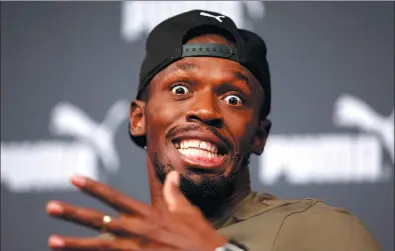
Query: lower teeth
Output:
[[178, 148, 220, 159]]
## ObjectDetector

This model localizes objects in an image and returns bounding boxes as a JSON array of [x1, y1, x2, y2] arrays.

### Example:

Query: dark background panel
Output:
[[1, 2, 393, 251]]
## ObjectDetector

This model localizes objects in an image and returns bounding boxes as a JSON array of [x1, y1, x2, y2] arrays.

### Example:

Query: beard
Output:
[[152, 151, 248, 219]]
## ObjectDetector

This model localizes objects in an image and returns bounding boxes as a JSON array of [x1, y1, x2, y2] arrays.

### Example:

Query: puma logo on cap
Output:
[[200, 12, 226, 22]]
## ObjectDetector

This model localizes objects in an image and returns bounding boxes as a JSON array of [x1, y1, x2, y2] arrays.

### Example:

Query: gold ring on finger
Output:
[[101, 215, 112, 233]]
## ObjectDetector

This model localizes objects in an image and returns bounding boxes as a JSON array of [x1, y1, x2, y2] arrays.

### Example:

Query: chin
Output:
[[154, 153, 238, 197]]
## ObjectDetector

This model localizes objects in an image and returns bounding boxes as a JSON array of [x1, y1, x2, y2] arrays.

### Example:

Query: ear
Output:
[[129, 100, 146, 138], [251, 118, 272, 155]]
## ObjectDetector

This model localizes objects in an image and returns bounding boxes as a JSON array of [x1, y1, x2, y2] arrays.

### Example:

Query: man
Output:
[[46, 10, 381, 251]]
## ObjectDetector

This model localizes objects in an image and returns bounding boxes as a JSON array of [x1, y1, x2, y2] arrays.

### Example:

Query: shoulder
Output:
[[272, 199, 381, 251], [219, 197, 326, 249], [220, 197, 380, 251]]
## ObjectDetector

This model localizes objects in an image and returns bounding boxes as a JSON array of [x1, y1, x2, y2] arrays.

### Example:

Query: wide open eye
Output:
[[171, 85, 190, 95], [224, 94, 243, 106]]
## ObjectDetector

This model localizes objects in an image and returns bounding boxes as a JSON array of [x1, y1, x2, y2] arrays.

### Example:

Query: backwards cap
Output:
[[133, 10, 271, 148]]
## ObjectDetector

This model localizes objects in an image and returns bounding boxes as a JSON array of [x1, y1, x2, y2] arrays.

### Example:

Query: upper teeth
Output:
[[176, 140, 218, 154]]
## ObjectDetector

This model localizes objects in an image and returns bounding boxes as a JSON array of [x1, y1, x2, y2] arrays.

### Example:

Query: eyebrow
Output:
[[233, 71, 250, 85], [172, 63, 250, 85]]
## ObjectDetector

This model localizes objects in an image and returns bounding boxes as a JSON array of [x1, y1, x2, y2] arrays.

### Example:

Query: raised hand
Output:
[[46, 171, 227, 251]]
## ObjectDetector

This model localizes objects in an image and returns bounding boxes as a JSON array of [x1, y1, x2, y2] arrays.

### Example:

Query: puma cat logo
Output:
[[200, 12, 226, 22]]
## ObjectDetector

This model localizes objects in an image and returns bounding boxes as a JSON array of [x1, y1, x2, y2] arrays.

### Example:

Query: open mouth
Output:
[[172, 139, 228, 168]]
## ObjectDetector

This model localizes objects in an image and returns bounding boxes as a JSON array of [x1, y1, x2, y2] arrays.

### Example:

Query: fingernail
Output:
[[71, 174, 86, 187], [49, 235, 65, 247], [46, 201, 63, 214]]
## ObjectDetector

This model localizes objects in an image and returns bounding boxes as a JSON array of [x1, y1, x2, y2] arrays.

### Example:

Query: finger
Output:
[[163, 171, 192, 212], [70, 175, 151, 216], [46, 201, 127, 235], [48, 235, 140, 251], [47, 201, 171, 241], [115, 216, 173, 245], [48, 235, 173, 251]]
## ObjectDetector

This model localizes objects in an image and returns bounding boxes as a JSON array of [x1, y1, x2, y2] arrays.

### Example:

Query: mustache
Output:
[[166, 123, 232, 152]]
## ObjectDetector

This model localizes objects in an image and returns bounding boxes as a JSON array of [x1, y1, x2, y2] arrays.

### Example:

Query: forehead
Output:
[[152, 57, 261, 87]]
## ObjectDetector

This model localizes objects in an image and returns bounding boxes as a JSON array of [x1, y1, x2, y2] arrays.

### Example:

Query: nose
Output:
[[185, 92, 224, 128]]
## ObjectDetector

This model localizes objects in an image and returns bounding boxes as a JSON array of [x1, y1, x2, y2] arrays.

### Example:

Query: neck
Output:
[[204, 167, 251, 224], [146, 154, 252, 223]]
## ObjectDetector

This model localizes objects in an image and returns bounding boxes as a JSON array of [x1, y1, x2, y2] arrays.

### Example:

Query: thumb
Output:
[[163, 171, 191, 212]]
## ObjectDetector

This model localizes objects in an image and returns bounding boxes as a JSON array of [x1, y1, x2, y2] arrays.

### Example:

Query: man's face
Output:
[[131, 35, 269, 200]]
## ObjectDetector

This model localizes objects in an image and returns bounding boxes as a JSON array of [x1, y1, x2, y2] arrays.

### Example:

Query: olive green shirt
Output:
[[214, 192, 381, 251], [99, 192, 381, 251]]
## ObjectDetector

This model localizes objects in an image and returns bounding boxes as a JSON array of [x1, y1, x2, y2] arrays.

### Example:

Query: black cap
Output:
[[133, 9, 271, 148]]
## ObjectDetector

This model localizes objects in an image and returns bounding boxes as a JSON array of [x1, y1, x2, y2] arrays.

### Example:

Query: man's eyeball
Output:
[[224, 95, 243, 106], [171, 85, 190, 95]]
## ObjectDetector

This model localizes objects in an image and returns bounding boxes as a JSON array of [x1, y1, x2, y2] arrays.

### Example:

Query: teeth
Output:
[[191, 140, 199, 148], [178, 148, 220, 159], [177, 139, 219, 154], [200, 142, 208, 151], [210, 145, 216, 153]]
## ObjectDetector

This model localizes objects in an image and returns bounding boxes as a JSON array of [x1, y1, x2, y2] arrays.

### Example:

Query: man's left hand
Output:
[[46, 171, 227, 251]]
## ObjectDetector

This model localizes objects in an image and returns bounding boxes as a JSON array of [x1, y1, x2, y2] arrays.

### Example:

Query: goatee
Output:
[[152, 152, 247, 219]]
